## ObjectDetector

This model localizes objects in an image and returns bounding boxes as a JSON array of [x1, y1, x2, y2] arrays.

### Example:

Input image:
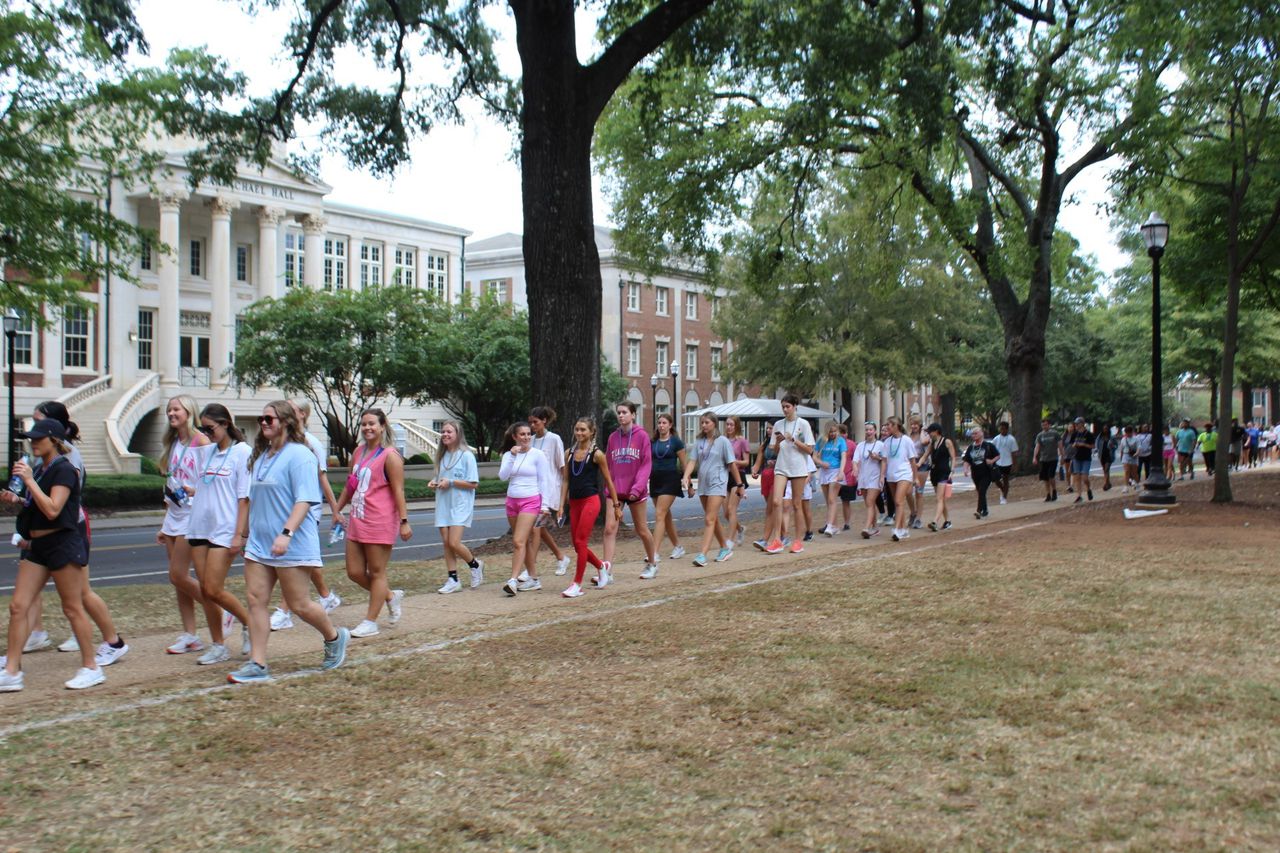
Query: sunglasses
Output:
[[257, 415, 278, 425], [198, 425, 217, 437]]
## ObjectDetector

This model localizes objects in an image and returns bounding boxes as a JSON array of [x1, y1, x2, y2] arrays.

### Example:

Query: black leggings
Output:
[[972, 468, 993, 514]]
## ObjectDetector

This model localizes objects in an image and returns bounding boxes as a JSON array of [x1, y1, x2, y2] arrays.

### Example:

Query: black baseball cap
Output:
[[18, 419, 66, 441]]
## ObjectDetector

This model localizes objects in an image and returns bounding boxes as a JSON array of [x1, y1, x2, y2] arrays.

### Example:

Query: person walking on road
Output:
[[432, 421, 483, 594], [991, 421, 1019, 505], [962, 427, 999, 519], [498, 421, 557, 596], [602, 402, 659, 577], [557, 418, 622, 598], [751, 427, 778, 550], [1119, 425, 1140, 493], [920, 423, 957, 531], [1032, 418, 1061, 502], [722, 415, 752, 546], [815, 421, 848, 536], [1066, 417, 1096, 501], [529, 407, 572, 577], [648, 413, 687, 568], [854, 422, 886, 539], [1197, 422, 1217, 476], [682, 414, 743, 566], [883, 417, 918, 541], [761, 394, 815, 555], [1174, 418, 1199, 480]]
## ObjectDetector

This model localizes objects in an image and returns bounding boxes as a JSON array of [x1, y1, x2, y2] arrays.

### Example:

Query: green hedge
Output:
[[330, 476, 507, 501], [406, 452, 433, 466], [82, 474, 168, 509]]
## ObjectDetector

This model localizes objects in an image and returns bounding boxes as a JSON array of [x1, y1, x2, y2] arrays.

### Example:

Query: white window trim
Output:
[[685, 344, 698, 380], [655, 286, 669, 316], [626, 336, 642, 376], [235, 244, 252, 284], [62, 305, 95, 374], [685, 291, 698, 320], [188, 238, 205, 279], [9, 313, 39, 373], [626, 282, 641, 312]]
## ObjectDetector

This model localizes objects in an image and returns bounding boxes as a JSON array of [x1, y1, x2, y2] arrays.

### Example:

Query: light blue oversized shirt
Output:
[[434, 449, 479, 528], [247, 442, 322, 567]]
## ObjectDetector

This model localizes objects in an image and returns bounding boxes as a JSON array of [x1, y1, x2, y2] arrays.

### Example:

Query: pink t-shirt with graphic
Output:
[[347, 445, 399, 545]]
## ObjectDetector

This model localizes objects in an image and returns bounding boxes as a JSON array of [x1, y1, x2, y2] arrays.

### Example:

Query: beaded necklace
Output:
[[569, 444, 595, 478]]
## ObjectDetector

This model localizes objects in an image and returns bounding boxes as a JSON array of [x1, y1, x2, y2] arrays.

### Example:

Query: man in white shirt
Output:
[[991, 421, 1019, 505]]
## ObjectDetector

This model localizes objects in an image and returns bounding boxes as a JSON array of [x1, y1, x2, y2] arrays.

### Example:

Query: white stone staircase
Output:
[[58, 373, 161, 474], [70, 391, 126, 474]]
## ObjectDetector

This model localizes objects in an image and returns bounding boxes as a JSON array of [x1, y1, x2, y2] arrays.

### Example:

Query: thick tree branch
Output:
[[1000, 0, 1057, 25], [583, 0, 716, 123], [257, 0, 344, 141], [1239, 192, 1280, 274], [958, 128, 1032, 224]]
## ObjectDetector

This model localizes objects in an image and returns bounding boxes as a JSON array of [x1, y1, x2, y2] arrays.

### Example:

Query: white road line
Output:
[[0, 519, 1048, 740]]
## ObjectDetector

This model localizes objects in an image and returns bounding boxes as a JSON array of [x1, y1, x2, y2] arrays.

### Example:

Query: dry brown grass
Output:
[[2, 475, 1280, 849]]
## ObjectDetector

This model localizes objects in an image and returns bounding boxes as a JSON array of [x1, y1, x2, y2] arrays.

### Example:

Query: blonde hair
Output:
[[724, 415, 742, 437], [359, 408, 396, 450], [162, 395, 201, 473], [435, 420, 472, 476]]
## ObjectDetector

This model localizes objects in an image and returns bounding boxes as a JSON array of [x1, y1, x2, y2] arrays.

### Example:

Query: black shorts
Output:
[[21, 528, 88, 571], [838, 484, 859, 502], [997, 464, 1013, 479], [1038, 460, 1057, 482], [930, 468, 952, 487], [186, 538, 227, 550], [649, 469, 683, 498]]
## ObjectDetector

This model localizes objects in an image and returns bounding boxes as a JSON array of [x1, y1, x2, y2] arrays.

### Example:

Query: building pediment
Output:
[[130, 152, 331, 209]]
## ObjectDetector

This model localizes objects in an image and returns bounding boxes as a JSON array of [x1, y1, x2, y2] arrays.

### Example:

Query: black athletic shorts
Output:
[[838, 484, 859, 502], [186, 538, 227, 549], [649, 469, 683, 498], [1038, 460, 1058, 482], [21, 528, 88, 571], [997, 464, 1013, 480]]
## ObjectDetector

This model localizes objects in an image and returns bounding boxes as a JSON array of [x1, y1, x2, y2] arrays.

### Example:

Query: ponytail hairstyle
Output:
[[162, 395, 201, 472], [529, 405, 557, 427], [34, 400, 80, 443], [249, 401, 307, 471], [699, 414, 720, 439], [500, 420, 532, 454], [573, 417, 598, 456], [359, 407, 396, 450], [435, 420, 471, 478], [199, 403, 246, 444]]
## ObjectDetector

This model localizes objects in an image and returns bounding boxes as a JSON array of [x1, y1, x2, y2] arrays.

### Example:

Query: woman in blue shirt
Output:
[[227, 401, 349, 684]]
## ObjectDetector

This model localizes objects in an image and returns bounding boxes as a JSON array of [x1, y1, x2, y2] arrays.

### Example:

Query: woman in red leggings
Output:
[[556, 418, 622, 598]]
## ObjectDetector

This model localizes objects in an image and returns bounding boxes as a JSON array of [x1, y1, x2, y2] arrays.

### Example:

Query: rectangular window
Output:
[[63, 306, 90, 369], [393, 247, 416, 287], [140, 237, 152, 272], [710, 346, 722, 382], [10, 312, 33, 367], [432, 420, 445, 434], [284, 232, 303, 288], [655, 341, 668, 376], [137, 309, 154, 371], [323, 236, 347, 290], [79, 231, 93, 264], [189, 239, 203, 277], [360, 242, 383, 288], [235, 245, 250, 283], [685, 344, 698, 379], [424, 251, 448, 300], [711, 296, 721, 318], [626, 338, 641, 376], [685, 291, 698, 320], [484, 278, 508, 302], [655, 287, 669, 316], [626, 282, 641, 312]]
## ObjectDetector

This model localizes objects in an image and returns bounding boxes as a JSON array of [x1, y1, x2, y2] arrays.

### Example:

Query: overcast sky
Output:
[[135, 0, 1128, 274]]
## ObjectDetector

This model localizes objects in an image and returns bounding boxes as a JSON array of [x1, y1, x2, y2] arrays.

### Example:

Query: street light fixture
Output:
[[650, 373, 659, 433], [3, 308, 20, 474], [670, 359, 680, 435], [1138, 212, 1175, 506]]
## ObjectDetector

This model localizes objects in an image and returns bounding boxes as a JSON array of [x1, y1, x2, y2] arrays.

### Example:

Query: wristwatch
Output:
[[280, 528, 293, 538]]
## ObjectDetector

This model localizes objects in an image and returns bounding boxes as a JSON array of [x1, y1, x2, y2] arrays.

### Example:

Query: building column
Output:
[[257, 206, 284, 301], [349, 237, 363, 290], [154, 185, 189, 389], [853, 392, 866, 427], [208, 196, 239, 390], [880, 386, 893, 420], [302, 214, 326, 290], [867, 384, 881, 425]]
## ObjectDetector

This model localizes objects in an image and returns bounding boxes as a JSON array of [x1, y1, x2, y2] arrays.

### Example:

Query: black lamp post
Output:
[[1138, 212, 1175, 507], [3, 309, 19, 474], [670, 359, 680, 437], [650, 373, 659, 432]]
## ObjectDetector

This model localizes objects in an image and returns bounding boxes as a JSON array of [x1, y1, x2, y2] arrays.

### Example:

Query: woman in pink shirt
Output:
[[601, 401, 659, 583], [721, 416, 752, 546], [335, 409, 412, 638]]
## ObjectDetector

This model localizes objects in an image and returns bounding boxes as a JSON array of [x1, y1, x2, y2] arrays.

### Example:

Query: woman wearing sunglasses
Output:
[[184, 403, 253, 665], [227, 402, 349, 684]]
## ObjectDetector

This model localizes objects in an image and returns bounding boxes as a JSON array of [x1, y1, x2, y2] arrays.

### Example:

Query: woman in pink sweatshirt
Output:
[[599, 401, 659, 586]]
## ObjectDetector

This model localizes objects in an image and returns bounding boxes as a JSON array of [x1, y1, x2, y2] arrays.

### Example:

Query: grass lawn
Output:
[[1, 474, 1279, 848]]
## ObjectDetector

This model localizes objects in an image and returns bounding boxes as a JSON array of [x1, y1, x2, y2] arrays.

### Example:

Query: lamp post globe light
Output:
[[1138, 212, 1175, 507], [650, 373, 659, 432], [3, 308, 19, 474], [670, 360, 680, 434]]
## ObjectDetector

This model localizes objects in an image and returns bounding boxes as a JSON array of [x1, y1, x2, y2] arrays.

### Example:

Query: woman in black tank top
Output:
[[557, 419, 622, 598], [920, 424, 957, 532]]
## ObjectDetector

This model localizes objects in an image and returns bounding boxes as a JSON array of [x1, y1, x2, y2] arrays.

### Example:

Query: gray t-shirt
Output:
[[694, 435, 737, 497], [1034, 429, 1060, 462]]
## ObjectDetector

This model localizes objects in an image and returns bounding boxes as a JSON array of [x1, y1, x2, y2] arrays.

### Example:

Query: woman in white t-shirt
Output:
[[498, 421, 557, 596], [882, 417, 919, 542], [761, 394, 814, 555], [529, 406, 572, 577], [853, 422, 887, 538], [186, 403, 253, 665]]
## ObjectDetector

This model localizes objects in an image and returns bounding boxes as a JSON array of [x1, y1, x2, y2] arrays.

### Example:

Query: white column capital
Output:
[[209, 196, 240, 219], [257, 205, 286, 227], [302, 214, 328, 235], [152, 184, 190, 210]]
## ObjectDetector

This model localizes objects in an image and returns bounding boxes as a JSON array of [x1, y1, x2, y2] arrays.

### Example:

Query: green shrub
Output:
[[406, 452, 433, 466], [139, 456, 162, 477], [329, 476, 506, 501], [82, 474, 166, 510]]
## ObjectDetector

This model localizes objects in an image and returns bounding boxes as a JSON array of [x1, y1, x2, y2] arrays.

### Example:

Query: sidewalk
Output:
[[1, 469, 1250, 710]]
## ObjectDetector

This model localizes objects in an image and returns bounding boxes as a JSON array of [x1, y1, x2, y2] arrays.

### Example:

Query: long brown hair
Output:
[[249, 401, 307, 471], [199, 403, 246, 444]]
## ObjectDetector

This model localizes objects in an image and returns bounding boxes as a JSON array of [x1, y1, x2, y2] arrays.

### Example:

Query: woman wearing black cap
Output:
[[0, 418, 103, 691]]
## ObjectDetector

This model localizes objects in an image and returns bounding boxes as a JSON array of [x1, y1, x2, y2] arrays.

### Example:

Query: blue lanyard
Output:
[[201, 445, 234, 483], [353, 446, 384, 477], [255, 448, 283, 482]]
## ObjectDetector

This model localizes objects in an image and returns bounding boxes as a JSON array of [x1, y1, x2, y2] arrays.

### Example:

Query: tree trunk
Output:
[[1241, 381, 1254, 422], [1005, 337, 1046, 476], [515, 7, 603, 443], [1270, 382, 1279, 423], [1209, 377, 1218, 420], [939, 391, 957, 441], [1213, 268, 1241, 503]]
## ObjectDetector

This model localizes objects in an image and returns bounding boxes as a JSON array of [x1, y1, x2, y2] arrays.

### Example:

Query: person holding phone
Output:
[[762, 394, 814, 555]]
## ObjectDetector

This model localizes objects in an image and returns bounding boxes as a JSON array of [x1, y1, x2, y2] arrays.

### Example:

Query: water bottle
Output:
[[329, 522, 345, 545], [7, 455, 27, 496]]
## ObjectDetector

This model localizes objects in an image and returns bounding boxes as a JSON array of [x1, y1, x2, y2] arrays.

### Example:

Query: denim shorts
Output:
[[1070, 458, 1092, 474]]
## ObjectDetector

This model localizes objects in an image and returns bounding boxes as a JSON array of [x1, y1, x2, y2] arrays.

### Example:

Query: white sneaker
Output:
[[0, 670, 23, 692], [221, 609, 236, 636], [58, 635, 80, 653], [735, 525, 745, 545], [517, 569, 531, 583], [23, 630, 51, 653], [555, 555, 570, 576], [438, 577, 462, 595], [562, 583, 584, 598], [502, 578, 519, 597], [517, 578, 542, 592], [470, 560, 485, 588], [351, 619, 380, 638], [269, 608, 294, 631], [165, 633, 204, 655], [241, 626, 251, 658], [999, 496, 1008, 505], [196, 644, 230, 666], [597, 565, 613, 588], [320, 592, 342, 613], [94, 641, 129, 667], [386, 589, 404, 625], [639, 563, 658, 580], [669, 546, 686, 560], [65, 666, 105, 690]]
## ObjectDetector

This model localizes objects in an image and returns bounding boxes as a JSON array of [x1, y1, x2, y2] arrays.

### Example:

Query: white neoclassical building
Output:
[[4, 146, 468, 472]]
